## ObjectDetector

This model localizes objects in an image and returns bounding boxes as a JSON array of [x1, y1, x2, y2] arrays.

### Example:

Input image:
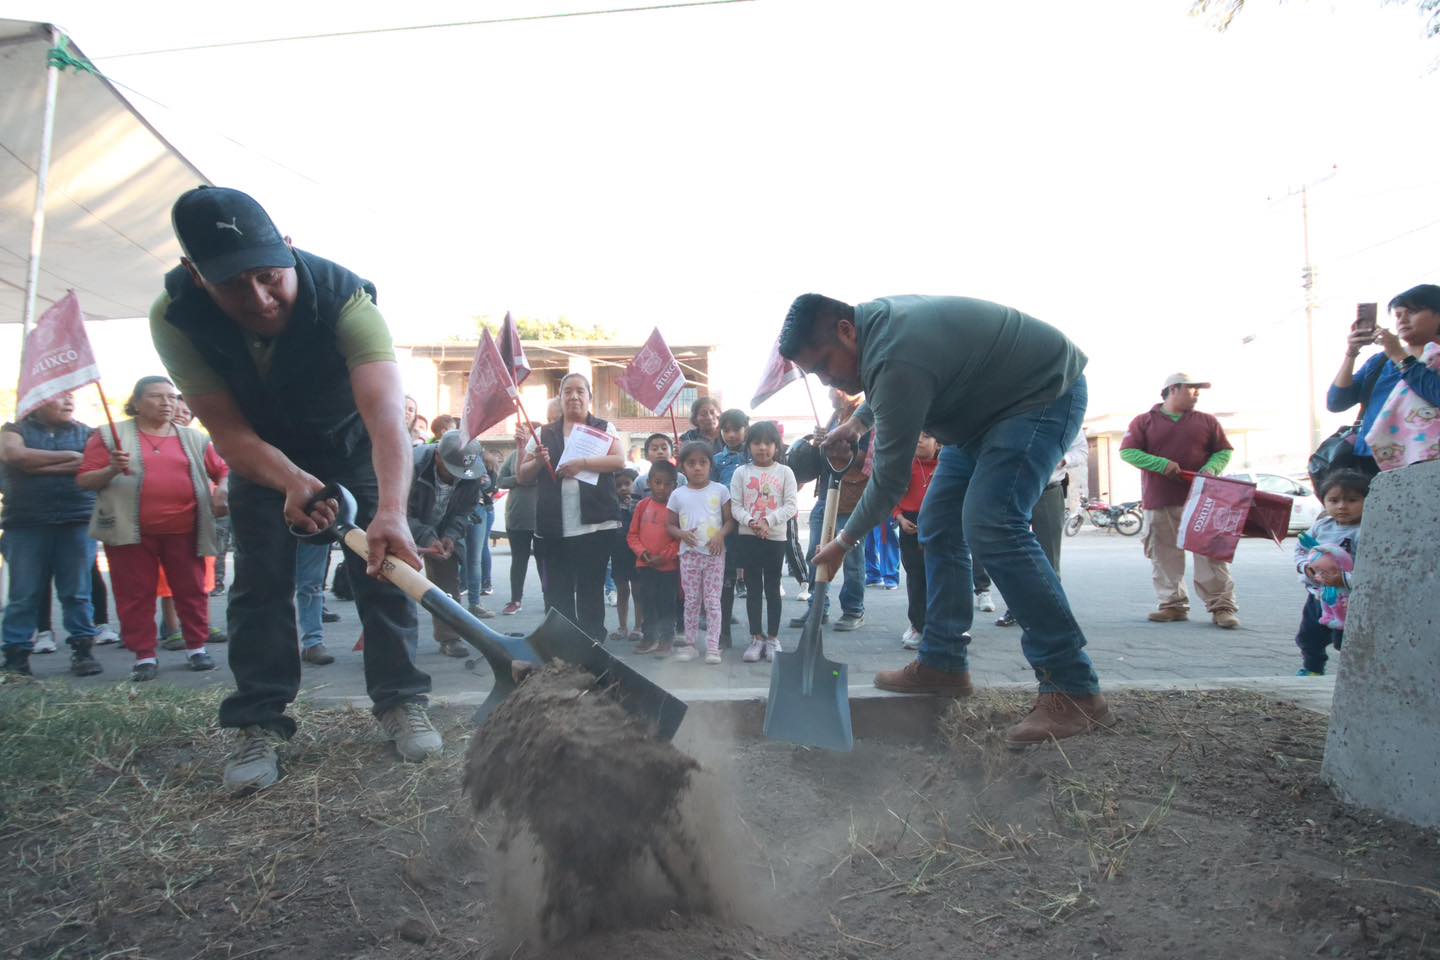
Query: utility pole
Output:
[[1287, 165, 1337, 453]]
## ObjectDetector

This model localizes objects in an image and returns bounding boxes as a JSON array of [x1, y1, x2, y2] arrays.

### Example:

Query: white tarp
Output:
[[0, 19, 208, 323]]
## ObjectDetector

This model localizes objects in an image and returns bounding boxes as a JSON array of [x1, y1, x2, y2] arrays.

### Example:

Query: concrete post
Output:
[[1321, 459, 1440, 829]]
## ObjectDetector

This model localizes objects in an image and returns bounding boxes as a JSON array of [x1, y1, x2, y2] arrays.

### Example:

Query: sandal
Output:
[[632, 640, 660, 655], [627, 631, 644, 643], [607, 631, 625, 644]]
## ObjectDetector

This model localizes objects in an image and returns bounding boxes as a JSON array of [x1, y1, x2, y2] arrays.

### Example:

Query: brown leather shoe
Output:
[[1212, 610, 1241, 629], [873, 660, 974, 697], [1147, 607, 1188, 622], [1005, 692, 1112, 748]]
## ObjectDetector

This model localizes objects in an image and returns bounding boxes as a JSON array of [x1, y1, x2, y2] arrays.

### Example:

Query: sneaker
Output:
[[31, 631, 57, 654], [672, 644, 698, 662], [502, 601, 523, 615], [995, 611, 1017, 628], [833, 613, 865, 632], [2, 647, 33, 676], [901, 626, 919, 650], [210, 583, 227, 597], [93, 627, 120, 645], [379, 701, 443, 762], [481, 585, 494, 596], [883, 583, 899, 590], [160, 632, 187, 651], [797, 588, 810, 603], [975, 590, 996, 613], [467, 604, 496, 620], [1296, 668, 1325, 677], [303, 644, 336, 665], [132, 662, 159, 682], [1147, 607, 1188, 623], [223, 727, 283, 794], [439, 640, 469, 659], [321, 608, 341, 624], [704, 651, 723, 665], [789, 612, 829, 628], [1005, 692, 1113, 748], [188, 651, 216, 671], [70, 642, 103, 677], [874, 660, 973, 696], [762, 638, 782, 661], [743, 640, 765, 663], [208, 627, 228, 644], [605, 589, 618, 607], [735, 582, 748, 598], [1212, 610, 1241, 630]]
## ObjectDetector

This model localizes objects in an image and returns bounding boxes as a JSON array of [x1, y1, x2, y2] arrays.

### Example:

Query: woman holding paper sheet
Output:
[[518, 373, 625, 641]]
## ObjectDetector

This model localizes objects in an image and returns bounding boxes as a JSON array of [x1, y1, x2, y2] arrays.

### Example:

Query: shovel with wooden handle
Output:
[[762, 450, 854, 752], [294, 484, 688, 738]]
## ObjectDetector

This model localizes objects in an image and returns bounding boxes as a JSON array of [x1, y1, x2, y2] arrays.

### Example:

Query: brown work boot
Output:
[[1005, 692, 1113, 748], [1212, 610, 1241, 629], [873, 660, 974, 697], [1147, 607, 1188, 622]]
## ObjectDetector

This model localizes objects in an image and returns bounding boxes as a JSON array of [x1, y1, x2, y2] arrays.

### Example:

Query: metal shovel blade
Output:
[[416, 588, 534, 726], [763, 581, 854, 752], [525, 609, 688, 741]]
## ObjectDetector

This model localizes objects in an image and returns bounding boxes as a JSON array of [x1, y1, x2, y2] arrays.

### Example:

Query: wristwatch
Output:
[[835, 529, 859, 550]]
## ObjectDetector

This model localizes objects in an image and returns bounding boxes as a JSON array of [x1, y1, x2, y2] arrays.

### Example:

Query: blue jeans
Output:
[[295, 541, 330, 651], [865, 520, 901, 587], [464, 511, 489, 602], [481, 504, 495, 588], [1, 523, 97, 651], [918, 376, 1099, 695], [804, 498, 864, 616]]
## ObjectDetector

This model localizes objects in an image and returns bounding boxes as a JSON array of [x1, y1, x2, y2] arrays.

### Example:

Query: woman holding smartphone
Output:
[[1329, 286, 1440, 476]]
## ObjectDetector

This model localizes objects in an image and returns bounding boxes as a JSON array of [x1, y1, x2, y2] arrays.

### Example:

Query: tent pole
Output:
[[20, 24, 63, 346]]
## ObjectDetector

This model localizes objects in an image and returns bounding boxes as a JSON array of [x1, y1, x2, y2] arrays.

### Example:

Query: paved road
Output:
[[22, 529, 1335, 710]]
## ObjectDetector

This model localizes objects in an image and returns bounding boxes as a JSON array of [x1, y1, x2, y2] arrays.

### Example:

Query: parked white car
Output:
[[1223, 473, 1323, 536]]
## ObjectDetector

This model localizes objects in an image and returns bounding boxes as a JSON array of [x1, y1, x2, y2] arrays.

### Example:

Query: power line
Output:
[[97, 0, 755, 60]]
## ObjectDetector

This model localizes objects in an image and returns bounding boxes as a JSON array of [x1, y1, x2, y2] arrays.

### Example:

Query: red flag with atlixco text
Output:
[[616, 327, 686, 414], [498, 311, 530, 386], [18, 291, 103, 418], [462, 329, 518, 442]]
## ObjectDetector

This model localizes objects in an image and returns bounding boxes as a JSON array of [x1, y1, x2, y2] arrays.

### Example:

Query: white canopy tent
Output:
[[0, 19, 208, 333]]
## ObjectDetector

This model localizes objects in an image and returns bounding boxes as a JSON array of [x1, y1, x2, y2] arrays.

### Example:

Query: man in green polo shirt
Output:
[[151, 186, 439, 793]]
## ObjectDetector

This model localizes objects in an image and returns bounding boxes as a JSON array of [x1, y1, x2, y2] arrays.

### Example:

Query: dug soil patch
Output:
[[3, 685, 1438, 959]]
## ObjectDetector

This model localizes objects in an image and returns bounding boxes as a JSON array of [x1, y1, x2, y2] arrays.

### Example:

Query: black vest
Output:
[[535, 415, 619, 539], [0, 416, 96, 528], [163, 250, 374, 470]]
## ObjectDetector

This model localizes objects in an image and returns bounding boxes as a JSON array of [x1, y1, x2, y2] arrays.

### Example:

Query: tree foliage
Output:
[[1191, 0, 1440, 35], [473, 315, 615, 342]]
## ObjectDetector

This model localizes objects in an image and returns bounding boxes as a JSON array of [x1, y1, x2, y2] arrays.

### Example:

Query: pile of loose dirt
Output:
[[463, 664, 715, 946]]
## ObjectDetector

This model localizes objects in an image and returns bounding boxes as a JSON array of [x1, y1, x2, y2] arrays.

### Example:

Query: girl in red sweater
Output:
[[896, 433, 939, 650]]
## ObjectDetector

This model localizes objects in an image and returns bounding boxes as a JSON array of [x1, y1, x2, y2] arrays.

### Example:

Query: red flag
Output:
[[1175, 472, 1290, 561], [18, 291, 103, 418], [462, 329, 518, 441], [751, 337, 803, 408], [616, 327, 686, 414], [498, 311, 530, 385]]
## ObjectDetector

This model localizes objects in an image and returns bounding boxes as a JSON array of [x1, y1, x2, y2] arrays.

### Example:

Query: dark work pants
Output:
[[1295, 594, 1342, 674], [221, 459, 428, 737], [508, 530, 534, 602], [898, 512, 926, 632], [539, 530, 611, 641], [1033, 482, 1066, 574], [720, 532, 740, 642], [739, 536, 785, 637], [636, 567, 678, 646]]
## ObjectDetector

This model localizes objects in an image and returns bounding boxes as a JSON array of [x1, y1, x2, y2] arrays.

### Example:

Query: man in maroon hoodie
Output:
[[1119, 373, 1239, 629]]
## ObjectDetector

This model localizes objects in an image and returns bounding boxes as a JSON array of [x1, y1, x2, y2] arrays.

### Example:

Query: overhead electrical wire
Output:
[[98, 0, 755, 60]]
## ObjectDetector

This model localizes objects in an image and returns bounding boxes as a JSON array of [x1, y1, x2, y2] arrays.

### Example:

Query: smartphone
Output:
[[1355, 302, 1378, 336]]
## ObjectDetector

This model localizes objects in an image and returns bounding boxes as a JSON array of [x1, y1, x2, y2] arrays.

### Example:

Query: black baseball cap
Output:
[[171, 186, 295, 284]]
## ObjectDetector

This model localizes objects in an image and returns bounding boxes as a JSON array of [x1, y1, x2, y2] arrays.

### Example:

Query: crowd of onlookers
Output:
[[2, 284, 1437, 685]]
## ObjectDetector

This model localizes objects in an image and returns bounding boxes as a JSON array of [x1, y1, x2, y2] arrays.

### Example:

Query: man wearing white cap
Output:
[[1119, 374, 1239, 628]]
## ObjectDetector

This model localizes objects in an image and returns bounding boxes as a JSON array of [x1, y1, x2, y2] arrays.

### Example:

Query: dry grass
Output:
[[1, 680, 490, 959]]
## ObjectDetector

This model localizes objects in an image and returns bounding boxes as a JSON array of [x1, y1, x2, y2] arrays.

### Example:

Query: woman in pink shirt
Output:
[[78, 377, 228, 681]]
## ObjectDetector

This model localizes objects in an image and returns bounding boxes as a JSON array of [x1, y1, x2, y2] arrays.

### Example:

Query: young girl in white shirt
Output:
[[666, 441, 735, 663], [728, 421, 799, 663]]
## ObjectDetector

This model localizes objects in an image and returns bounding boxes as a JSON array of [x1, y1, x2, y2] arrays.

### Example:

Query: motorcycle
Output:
[[1065, 495, 1144, 537]]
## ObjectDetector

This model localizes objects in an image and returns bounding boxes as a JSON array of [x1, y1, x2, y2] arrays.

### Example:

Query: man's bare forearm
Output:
[[350, 361, 412, 512]]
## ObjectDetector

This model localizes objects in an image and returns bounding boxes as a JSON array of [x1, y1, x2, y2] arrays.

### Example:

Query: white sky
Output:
[[5, 0, 1440, 442]]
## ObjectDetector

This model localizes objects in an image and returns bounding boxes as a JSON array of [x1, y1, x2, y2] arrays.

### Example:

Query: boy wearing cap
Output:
[[150, 186, 438, 793], [1119, 374, 1239, 628], [409, 431, 487, 658]]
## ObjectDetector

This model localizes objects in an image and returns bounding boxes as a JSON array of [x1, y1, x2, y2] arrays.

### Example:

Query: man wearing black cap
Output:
[[409, 430, 487, 658], [150, 186, 438, 793]]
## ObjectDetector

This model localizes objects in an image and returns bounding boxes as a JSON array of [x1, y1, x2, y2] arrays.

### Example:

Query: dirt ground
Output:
[[3, 685, 1439, 959]]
